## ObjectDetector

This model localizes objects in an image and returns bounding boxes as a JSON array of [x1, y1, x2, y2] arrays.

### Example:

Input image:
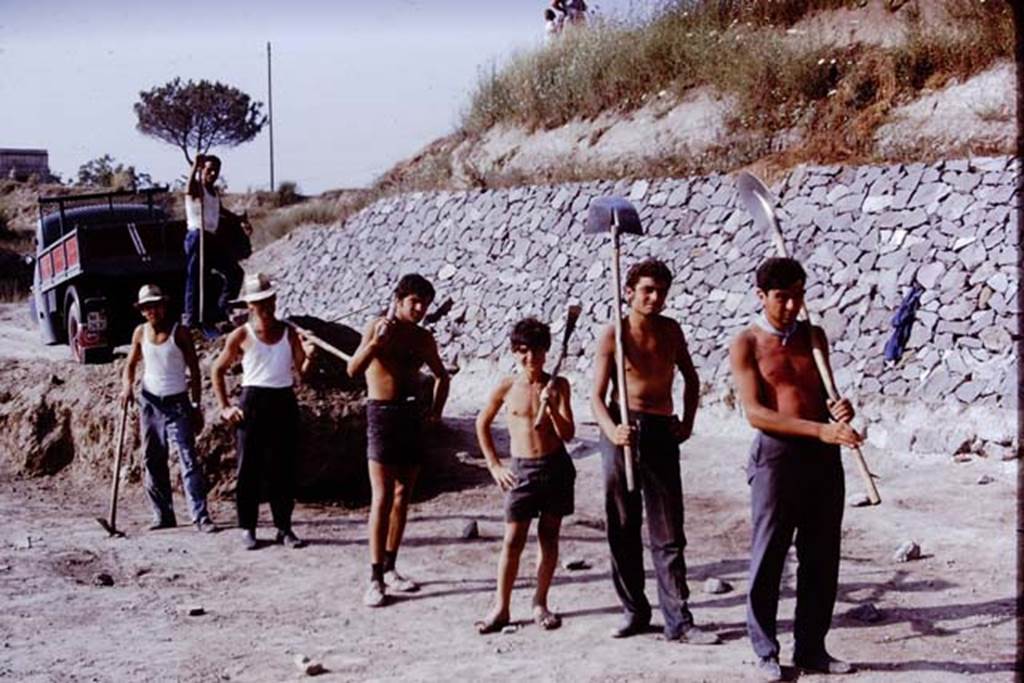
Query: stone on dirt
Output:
[[461, 520, 479, 540], [179, 605, 205, 617], [562, 559, 591, 571], [847, 603, 884, 623], [976, 474, 995, 485], [847, 493, 873, 507], [94, 573, 114, 587], [893, 541, 922, 563], [703, 577, 732, 594], [293, 654, 326, 676]]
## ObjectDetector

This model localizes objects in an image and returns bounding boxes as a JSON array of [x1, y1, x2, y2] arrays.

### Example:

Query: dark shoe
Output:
[[610, 614, 651, 639], [276, 529, 306, 548], [755, 656, 783, 681], [148, 519, 177, 531], [794, 653, 854, 674], [195, 518, 218, 533], [675, 624, 721, 645], [241, 528, 258, 550]]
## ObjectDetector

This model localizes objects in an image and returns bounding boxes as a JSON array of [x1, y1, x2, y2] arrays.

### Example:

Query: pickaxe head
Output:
[[585, 197, 643, 236]]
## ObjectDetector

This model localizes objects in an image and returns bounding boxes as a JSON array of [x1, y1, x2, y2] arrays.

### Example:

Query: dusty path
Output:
[[0, 415, 1018, 682]]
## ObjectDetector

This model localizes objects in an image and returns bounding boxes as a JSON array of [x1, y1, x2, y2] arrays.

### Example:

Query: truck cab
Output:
[[31, 187, 187, 363]]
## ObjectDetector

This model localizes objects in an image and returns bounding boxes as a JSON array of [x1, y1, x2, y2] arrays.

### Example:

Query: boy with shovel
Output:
[[591, 258, 719, 645], [474, 317, 576, 634], [347, 274, 450, 607], [120, 284, 216, 533]]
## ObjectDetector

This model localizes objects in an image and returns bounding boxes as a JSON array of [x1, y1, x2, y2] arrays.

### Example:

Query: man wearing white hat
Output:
[[211, 273, 315, 550], [121, 284, 217, 532]]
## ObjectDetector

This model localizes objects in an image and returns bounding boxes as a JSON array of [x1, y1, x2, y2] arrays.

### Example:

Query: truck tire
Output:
[[65, 286, 111, 364]]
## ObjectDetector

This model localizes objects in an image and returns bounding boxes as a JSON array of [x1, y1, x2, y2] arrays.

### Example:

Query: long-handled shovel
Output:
[[534, 303, 583, 430], [736, 171, 881, 506], [586, 197, 644, 492], [97, 400, 130, 537]]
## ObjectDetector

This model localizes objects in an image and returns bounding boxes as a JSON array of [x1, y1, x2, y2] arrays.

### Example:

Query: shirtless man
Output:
[[729, 257, 861, 680], [475, 318, 576, 634], [591, 258, 719, 645], [347, 274, 450, 607]]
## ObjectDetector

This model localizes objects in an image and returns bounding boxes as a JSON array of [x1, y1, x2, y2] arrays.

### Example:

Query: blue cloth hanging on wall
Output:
[[884, 285, 925, 363]]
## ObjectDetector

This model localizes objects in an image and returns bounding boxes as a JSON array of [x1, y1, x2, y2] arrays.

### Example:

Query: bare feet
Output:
[[475, 606, 510, 635], [533, 605, 562, 631]]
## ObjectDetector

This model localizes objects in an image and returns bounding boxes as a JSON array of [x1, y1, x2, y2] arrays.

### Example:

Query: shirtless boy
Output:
[[347, 274, 450, 607], [591, 258, 719, 644], [475, 318, 576, 634], [729, 257, 862, 680]]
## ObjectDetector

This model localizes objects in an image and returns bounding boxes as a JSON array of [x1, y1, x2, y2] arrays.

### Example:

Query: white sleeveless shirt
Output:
[[241, 322, 294, 388], [142, 324, 189, 397], [184, 187, 220, 232]]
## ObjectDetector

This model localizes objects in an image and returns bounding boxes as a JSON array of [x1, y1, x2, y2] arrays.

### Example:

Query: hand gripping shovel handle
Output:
[[285, 320, 353, 363], [534, 304, 582, 430], [98, 400, 130, 536]]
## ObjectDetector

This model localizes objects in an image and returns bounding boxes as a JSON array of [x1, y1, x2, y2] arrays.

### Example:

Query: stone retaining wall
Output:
[[260, 156, 1020, 458]]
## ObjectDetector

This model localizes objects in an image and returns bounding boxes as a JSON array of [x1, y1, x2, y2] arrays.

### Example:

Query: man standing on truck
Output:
[[183, 154, 249, 333], [121, 284, 217, 533]]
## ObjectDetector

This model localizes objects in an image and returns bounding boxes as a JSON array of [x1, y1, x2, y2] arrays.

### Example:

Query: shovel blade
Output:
[[96, 517, 124, 537], [735, 172, 780, 235], [585, 197, 643, 235]]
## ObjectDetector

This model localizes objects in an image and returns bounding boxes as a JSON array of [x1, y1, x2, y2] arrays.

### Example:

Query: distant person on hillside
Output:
[[120, 284, 217, 534], [347, 274, 451, 608], [551, 0, 587, 26], [544, 8, 563, 41], [183, 153, 251, 334], [474, 318, 576, 634]]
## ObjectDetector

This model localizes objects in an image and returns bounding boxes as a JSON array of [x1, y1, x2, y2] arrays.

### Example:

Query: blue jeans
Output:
[[139, 390, 209, 524], [600, 411, 693, 638], [183, 230, 244, 327]]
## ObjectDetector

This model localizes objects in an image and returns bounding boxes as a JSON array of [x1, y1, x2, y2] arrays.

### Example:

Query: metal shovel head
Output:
[[96, 517, 124, 537], [585, 197, 643, 235], [735, 172, 779, 236]]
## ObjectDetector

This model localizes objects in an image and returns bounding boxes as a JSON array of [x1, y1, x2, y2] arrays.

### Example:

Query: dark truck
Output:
[[30, 187, 187, 363]]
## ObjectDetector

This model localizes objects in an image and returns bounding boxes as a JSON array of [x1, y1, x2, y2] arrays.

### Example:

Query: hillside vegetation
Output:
[[377, 0, 1016, 192]]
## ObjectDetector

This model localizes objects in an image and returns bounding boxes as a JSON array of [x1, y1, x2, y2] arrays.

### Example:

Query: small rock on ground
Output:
[[294, 654, 326, 676], [893, 541, 922, 563], [703, 577, 732, 594], [976, 474, 995, 485], [94, 573, 114, 587], [562, 559, 591, 571], [847, 603, 884, 623], [179, 605, 205, 617], [461, 520, 479, 540], [847, 493, 873, 507]]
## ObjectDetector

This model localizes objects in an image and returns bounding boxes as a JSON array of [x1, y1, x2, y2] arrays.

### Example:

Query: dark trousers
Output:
[[600, 412, 693, 638], [746, 431, 845, 660], [183, 230, 243, 327], [139, 390, 209, 524], [235, 386, 298, 531]]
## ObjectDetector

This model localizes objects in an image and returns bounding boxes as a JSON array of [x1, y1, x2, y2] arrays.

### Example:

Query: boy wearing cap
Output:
[[121, 284, 217, 532], [347, 274, 450, 607], [474, 318, 576, 634], [211, 273, 315, 550]]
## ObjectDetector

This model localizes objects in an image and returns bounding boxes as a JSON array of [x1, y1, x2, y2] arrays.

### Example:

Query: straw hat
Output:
[[135, 284, 168, 307], [234, 272, 276, 304]]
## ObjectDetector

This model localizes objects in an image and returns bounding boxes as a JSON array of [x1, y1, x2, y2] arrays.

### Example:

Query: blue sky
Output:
[[0, 0, 646, 193]]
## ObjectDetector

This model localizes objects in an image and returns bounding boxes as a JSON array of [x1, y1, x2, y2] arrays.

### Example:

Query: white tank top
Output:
[[241, 323, 294, 388], [142, 324, 189, 397], [184, 188, 220, 232]]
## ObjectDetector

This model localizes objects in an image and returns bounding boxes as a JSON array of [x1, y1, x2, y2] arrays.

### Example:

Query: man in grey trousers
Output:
[[730, 257, 862, 680]]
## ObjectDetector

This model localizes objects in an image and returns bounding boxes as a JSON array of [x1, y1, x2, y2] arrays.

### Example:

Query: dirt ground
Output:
[[1, 303, 1020, 681]]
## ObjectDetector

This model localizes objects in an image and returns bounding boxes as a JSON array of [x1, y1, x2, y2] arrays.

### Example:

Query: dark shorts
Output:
[[366, 398, 422, 466], [504, 446, 576, 522]]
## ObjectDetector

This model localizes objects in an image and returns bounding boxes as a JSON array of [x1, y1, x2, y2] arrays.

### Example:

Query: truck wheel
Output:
[[65, 286, 111, 364]]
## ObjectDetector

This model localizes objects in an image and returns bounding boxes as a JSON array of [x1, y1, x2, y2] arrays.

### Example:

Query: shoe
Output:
[[755, 656, 783, 681], [610, 614, 651, 638], [241, 528, 258, 550], [148, 519, 177, 531], [676, 624, 721, 645], [383, 569, 418, 592], [363, 579, 386, 608], [794, 653, 854, 674], [196, 518, 218, 534], [275, 529, 306, 549]]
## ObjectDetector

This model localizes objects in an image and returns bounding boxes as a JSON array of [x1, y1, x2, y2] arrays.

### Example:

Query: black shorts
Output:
[[366, 398, 422, 466], [504, 446, 576, 522]]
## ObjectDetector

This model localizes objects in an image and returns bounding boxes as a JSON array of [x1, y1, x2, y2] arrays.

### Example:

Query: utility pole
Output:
[[267, 41, 275, 192]]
